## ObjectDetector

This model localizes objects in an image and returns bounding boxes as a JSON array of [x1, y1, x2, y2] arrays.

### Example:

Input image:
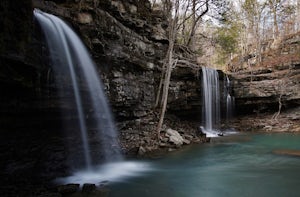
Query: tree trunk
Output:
[[156, 46, 174, 138], [186, 0, 209, 51], [273, 93, 282, 119], [273, 5, 279, 39], [156, 0, 179, 139], [267, 0, 280, 38], [155, 62, 166, 108]]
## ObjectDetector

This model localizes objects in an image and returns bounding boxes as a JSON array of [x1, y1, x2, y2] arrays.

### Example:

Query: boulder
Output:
[[166, 128, 184, 146]]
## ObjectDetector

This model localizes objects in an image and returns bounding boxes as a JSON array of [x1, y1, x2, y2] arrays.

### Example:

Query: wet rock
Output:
[[82, 183, 96, 193], [57, 184, 80, 194]]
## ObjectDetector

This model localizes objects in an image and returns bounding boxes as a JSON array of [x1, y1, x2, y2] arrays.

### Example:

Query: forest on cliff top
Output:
[[149, 0, 300, 70]]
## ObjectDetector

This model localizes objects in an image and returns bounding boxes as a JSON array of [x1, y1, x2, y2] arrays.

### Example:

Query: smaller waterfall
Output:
[[224, 76, 235, 122], [201, 66, 221, 137]]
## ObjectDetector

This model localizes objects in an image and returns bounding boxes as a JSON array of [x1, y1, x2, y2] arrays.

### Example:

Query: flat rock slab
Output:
[[273, 149, 300, 157]]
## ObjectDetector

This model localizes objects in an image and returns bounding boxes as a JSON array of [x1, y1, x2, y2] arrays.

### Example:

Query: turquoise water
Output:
[[108, 133, 300, 197]]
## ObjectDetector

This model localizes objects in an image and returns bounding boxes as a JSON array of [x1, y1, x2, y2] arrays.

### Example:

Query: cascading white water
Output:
[[201, 66, 221, 137], [226, 94, 233, 119], [34, 9, 122, 170], [224, 76, 235, 122]]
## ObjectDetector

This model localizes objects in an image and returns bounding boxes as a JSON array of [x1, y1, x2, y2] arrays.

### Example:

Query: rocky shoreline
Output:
[[231, 107, 300, 133], [120, 106, 300, 158], [118, 114, 209, 158]]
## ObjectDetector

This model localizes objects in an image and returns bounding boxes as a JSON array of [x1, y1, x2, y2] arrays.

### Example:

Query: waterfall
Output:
[[34, 9, 122, 170], [224, 75, 235, 122], [201, 66, 221, 137]]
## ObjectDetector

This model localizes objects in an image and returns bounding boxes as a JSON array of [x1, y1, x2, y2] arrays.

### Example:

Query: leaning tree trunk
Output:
[[156, 44, 175, 139], [156, 0, 179, 139], [155, 62, 166, 108]]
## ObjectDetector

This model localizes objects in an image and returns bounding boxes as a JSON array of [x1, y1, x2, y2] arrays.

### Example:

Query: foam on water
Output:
[[55, 161, 153, 186], [203, 130, 220, 138], [223, 129, 239, 135], [201, 126, 239, 138]]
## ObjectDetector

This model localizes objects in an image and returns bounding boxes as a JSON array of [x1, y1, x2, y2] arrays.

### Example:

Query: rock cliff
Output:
[[229, 33, 300, 133], [231, 33, 300, 115], [32, 0, 168, 121]]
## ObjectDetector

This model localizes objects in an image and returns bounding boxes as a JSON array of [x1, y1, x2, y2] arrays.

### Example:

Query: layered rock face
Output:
[[232, 64, 300, 115], [231, 34, 300, 115], [33, 0, 168, 122]]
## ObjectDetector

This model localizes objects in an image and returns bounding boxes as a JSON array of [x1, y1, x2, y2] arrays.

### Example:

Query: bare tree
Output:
[[266, 0, 282, 39], [242, 0, 266, 64], [297, 0, 300, 31], [156, 0, 180, 139], [186, 0, 209, 51]]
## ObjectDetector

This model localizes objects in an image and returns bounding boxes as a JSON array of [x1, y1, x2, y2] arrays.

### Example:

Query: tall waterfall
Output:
[[34, 9, 122, 170], [201, 66, 221, 137]]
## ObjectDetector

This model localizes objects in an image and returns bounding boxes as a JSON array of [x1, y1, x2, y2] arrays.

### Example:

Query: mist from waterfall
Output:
[[34, 9, 122, 170]]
